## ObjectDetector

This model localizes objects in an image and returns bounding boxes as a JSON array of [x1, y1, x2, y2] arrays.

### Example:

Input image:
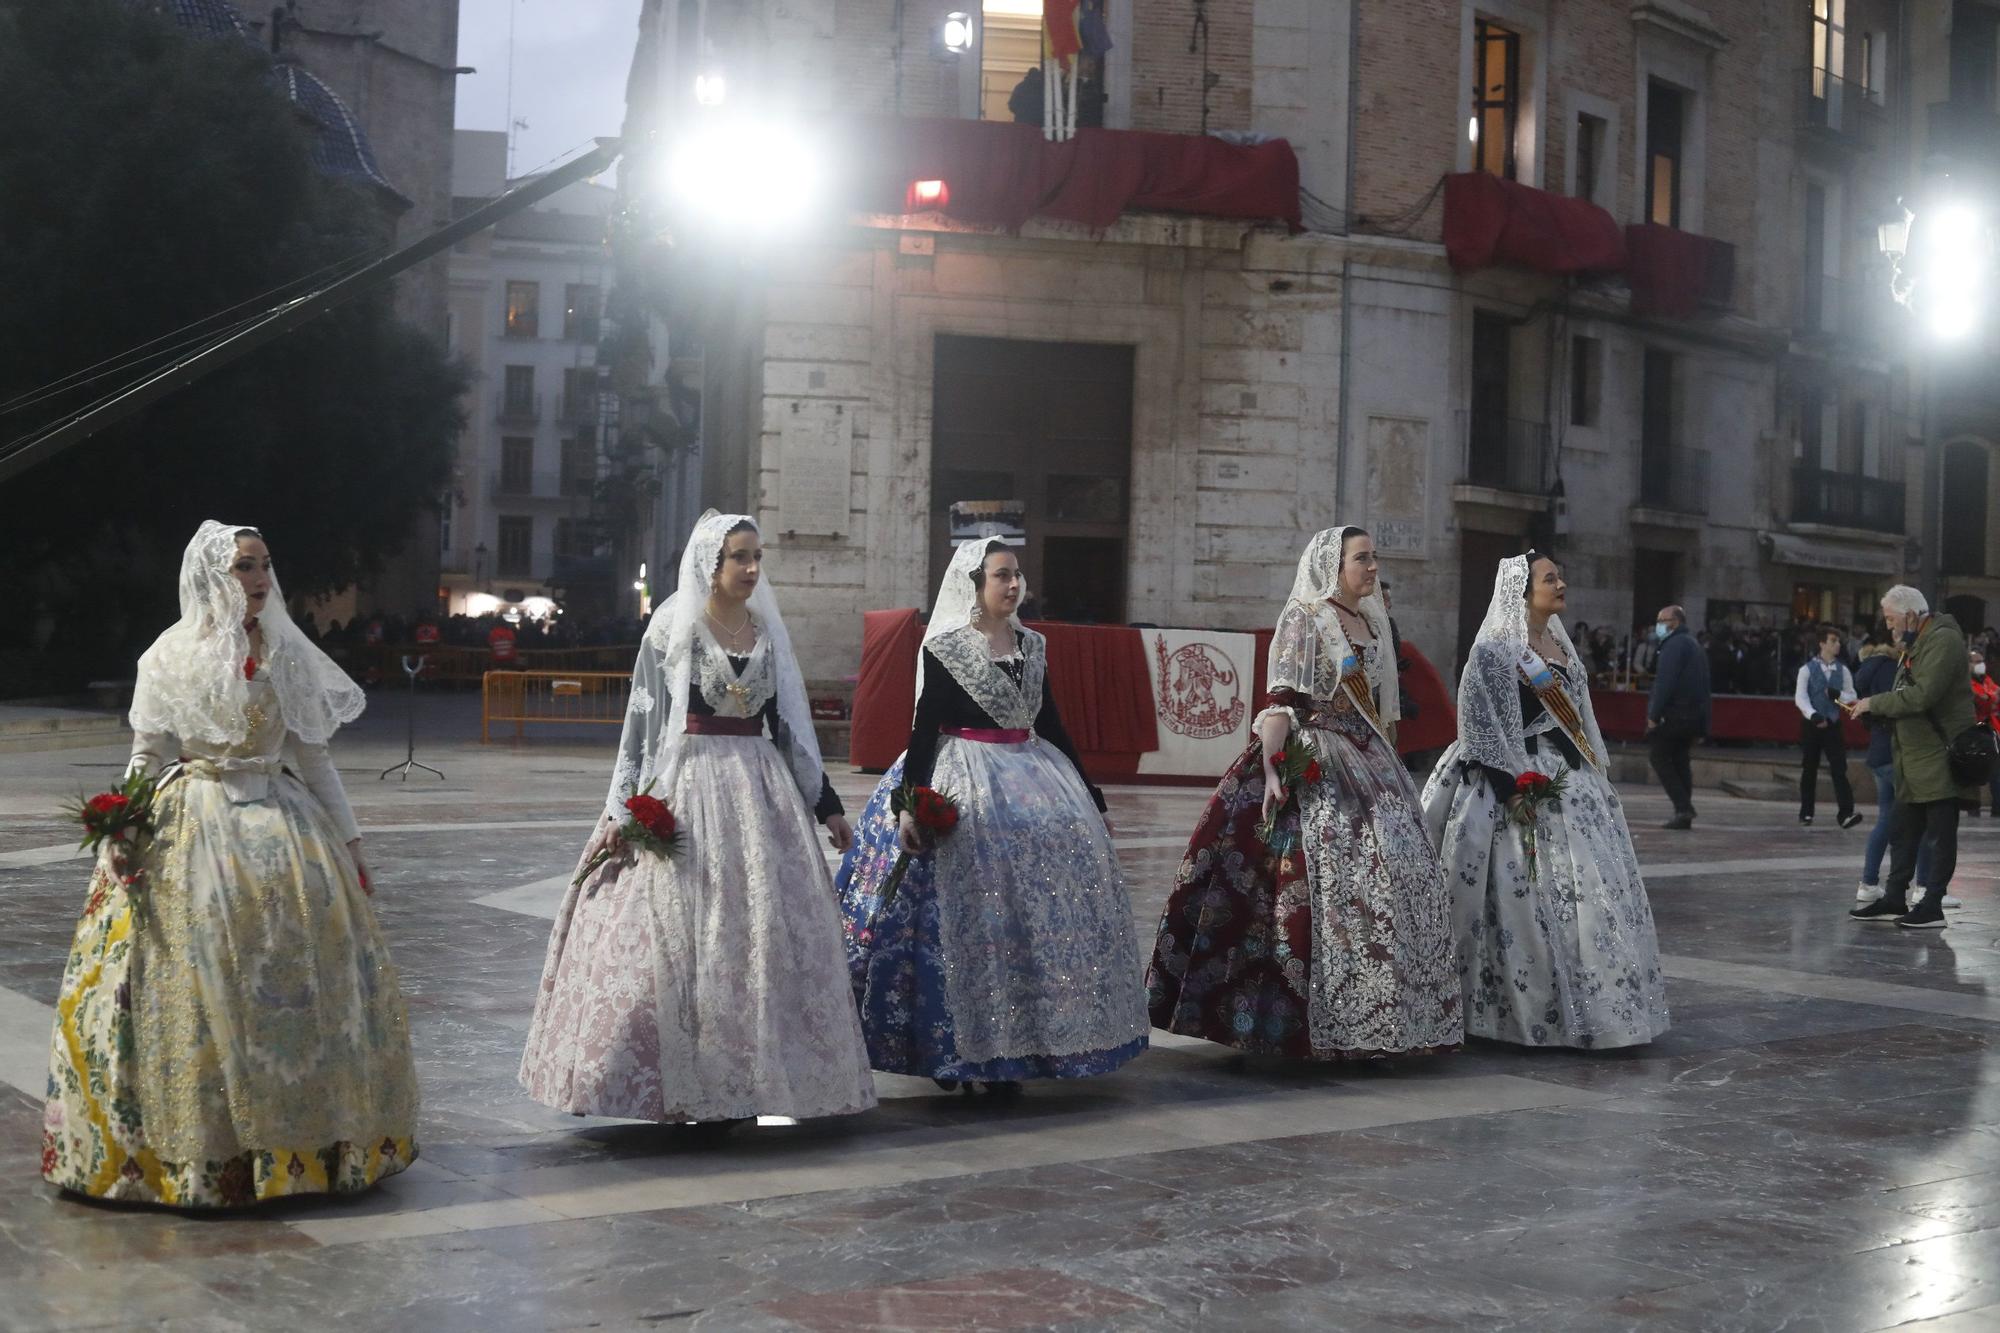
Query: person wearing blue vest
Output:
[[1794, 625, 1864, 828]]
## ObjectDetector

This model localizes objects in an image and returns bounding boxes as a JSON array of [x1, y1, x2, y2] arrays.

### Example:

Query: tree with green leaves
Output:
[[0, 0, 466, 695]]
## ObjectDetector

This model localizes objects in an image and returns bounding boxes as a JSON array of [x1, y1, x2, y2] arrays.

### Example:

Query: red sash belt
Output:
[[685, 715, 761, 736], [943, 726, 1031, 744]]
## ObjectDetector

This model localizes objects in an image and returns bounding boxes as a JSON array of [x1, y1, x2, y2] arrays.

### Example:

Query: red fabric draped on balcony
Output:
[[1443, 172, 1627, 275], [847, 116, 1302, 233], [1626, 224, 1735, 317]]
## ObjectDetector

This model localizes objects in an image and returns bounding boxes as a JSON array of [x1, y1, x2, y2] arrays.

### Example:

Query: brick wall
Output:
[[1129, 0, 1256, 135]]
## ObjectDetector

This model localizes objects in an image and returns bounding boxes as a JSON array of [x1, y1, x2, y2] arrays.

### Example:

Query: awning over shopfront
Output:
[[847, 117, 1303, 233], [1761, 531, 1901, 577], [1442, 172, 1627, 274]]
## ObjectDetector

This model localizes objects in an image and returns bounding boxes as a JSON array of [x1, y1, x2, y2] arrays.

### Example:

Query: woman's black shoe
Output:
[[1839, 812, 1865, 829], [1850, 898, 1907, 921], [1799, 814, 1814, 826]]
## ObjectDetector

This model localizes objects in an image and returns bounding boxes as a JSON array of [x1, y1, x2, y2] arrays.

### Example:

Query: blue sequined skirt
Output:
[[836, 753, 1147, 1081]]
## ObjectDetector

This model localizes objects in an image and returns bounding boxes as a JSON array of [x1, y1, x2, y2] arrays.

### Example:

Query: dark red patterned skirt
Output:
[[1146, 728, 1462, 1061]]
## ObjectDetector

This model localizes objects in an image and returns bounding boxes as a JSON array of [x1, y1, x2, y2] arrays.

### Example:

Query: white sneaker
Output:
[[1944, 894, 1963, 908], [1916, 886, 1963, 909], [1857, 882, 1884, 903]]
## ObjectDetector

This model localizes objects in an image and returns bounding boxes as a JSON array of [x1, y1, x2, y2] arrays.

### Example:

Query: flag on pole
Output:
[[1043, 0, 1083, 68]]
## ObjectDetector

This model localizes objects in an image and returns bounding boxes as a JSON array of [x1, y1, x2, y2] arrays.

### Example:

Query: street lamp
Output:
[[1879, 187, 1995, 344], [1877, 185, 1996, 595], [941, 12, 974, 55]]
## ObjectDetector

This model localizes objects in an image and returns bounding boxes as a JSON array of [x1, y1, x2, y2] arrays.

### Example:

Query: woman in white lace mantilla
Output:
[[1147, 526, 1462, 1059], [42, 522, 418, 1208], [836, 539, 1149, 1093], [520, 512, 875, 1125], [1420, 553, 1669, 1048]]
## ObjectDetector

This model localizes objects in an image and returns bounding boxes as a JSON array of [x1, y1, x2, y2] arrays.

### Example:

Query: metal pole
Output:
[[0, 138, 624, 486], [381, 655, 444, 780], [1921, 366, 1942, 597]]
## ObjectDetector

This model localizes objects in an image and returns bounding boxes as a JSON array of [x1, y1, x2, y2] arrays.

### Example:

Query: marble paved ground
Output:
[[6, 699, 2000, 1330]]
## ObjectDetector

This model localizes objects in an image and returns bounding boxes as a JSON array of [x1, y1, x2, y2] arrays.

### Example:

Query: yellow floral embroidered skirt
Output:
[[41, 771, 419, 1208]]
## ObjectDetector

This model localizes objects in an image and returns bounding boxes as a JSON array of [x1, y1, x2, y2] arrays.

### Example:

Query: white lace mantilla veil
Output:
[[623, 510, 827, 814], [1267, 525, 1398, 726], [915, 537, 1027, 712], [128, 520, 365, 749], [1456, 553, 1608, 776]]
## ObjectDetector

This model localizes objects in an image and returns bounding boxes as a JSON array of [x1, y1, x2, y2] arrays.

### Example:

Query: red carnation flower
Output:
[[1515, 773, 1550, 796], [244, 656, 258, 680], [85, 793, 130, 818], [912, 788, 960, 832], [625, 793, 675, 840], [1303, 760, 1322, 785]]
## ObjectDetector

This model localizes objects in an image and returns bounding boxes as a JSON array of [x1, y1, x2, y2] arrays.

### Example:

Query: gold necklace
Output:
[[705, 605, 752, 644]]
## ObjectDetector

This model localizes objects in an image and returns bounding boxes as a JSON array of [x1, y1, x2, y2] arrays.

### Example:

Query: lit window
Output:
[[505, 281, 539, 338], [1473, 20, 1521, 180]]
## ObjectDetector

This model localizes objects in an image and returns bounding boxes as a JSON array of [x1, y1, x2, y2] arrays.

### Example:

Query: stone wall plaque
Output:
[[1366, 414, 1429, 557], [778, 402, 850, 538]]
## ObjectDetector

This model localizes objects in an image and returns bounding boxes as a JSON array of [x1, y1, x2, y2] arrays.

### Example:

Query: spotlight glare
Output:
[[663, 118, 828, 235], [693, 70, 726, 107], [942, 12, 974, 53]]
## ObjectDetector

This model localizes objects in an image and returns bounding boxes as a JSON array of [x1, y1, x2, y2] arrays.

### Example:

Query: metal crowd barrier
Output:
[[482, 670, 632, 743]]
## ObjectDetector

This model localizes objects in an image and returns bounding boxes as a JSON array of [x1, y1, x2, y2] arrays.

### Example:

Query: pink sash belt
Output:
[[943, 726, 1031, 744]]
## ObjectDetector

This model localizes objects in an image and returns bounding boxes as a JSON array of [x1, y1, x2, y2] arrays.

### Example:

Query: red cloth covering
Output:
[[849, 610, 928, 770], [845, 611, 1159, 779], [1590, 689, 1868, 748], [848, 117, 1302, 233], [1031, 620, 1159, 763], [1396, 642, 1458, 753], [1443, 172, 1626, 275], [1625, 224, 1734, 318]]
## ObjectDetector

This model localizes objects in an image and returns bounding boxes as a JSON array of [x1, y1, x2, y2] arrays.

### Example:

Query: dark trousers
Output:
[[1885, 797, 1960, 907], [1799, 717, 1855, 819], [1649, 722, 1699, 816]]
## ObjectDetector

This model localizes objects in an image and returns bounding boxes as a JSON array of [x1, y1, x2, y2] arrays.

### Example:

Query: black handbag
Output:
[[1927, 712, 1999, 788]]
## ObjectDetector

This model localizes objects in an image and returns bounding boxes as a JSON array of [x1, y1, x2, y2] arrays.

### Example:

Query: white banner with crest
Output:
[[1138, 628, 1256, 777]]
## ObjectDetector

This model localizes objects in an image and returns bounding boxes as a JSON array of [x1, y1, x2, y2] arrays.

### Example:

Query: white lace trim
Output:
[[694, 624, 775, 718], [927, 626, 1045, 730]]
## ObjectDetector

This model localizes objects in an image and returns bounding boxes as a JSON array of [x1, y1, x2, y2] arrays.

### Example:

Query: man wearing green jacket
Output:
[[1849, 586, 1976, 929]]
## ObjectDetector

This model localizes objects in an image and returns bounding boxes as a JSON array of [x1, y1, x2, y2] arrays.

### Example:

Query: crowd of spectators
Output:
[[1566, 615, 2000, 698]]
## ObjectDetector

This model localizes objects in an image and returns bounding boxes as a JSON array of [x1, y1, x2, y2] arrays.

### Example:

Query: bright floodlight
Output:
[[693, 70, 726, 107], [942, 12, 974, 53], [665, 118, 827, 235], [1917, 203, 1993, 342], [1467, 115, 1480, 144]]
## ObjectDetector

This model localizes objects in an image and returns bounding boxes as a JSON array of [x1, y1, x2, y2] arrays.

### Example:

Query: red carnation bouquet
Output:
[[1255, 738, 1322, 855], [1509, 768, 1571, 872], [64, 770, 160, 888], [574, 778, 685, 887], [877, 779, 962, 908]]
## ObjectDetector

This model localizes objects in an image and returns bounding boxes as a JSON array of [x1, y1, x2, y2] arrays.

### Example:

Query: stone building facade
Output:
[[622, 0, 2000, 685]]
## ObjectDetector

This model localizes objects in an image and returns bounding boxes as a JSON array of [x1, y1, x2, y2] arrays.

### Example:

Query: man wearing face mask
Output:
[[1849, 587, 1980, 928], [1647, 604, 1711, 830]]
